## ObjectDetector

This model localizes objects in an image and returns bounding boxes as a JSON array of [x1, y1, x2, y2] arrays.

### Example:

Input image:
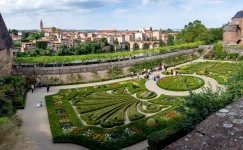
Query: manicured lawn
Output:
[[157, 75, 204, 91]]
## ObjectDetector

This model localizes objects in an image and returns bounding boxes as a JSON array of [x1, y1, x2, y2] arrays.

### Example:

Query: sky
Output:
[[0, 0, 242, 30]]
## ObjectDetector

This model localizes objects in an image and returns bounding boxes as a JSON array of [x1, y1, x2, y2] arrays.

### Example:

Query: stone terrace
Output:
[[165, 98, 243, 150]]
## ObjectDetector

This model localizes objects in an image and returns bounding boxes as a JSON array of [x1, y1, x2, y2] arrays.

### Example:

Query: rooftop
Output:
[[232, 10, 243, 18], [0, 13, 13, 49]]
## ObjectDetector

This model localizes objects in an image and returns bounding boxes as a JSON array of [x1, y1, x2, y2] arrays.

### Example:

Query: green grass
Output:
[[157, 75, 204, 91]]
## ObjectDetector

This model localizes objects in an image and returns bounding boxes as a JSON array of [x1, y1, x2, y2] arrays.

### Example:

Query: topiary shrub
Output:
[[147, 118, 157, 127]]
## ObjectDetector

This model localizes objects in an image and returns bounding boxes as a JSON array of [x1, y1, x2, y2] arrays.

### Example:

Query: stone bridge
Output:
[[128, 41, 160, 50]]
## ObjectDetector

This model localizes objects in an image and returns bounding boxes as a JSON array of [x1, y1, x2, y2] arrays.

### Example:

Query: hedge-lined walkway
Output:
[[17, 59, 229, 150]]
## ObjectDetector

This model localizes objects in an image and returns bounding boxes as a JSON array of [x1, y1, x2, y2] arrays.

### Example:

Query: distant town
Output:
[[10, 19, 177, 52]]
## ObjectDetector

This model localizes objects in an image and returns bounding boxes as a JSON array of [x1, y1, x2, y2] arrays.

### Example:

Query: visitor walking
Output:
[[31, 84, 35, 93]]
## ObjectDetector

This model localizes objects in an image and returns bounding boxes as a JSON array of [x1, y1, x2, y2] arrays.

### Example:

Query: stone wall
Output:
[[14, 48, 198, 75], [223, 47, 243, 56], [165, 98, 243, 150]]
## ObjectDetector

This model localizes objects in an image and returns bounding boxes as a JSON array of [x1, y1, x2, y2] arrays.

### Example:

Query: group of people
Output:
[[36, 101, 42, 107], [31, 83, 51, 93], [157, 63, 168, 71]]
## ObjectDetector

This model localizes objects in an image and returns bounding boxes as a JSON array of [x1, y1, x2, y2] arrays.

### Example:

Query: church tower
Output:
[[40, 19, 43, 31]]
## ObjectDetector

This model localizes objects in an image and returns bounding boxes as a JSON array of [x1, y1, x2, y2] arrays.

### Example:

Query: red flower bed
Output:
[[162, 111, 176, 119]]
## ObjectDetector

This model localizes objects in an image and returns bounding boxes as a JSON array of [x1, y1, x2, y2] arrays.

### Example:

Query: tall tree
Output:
[[167, 34, 174, 46], [175, 20, 208, 44]]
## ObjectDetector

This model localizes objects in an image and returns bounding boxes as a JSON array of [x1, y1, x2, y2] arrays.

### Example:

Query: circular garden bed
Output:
[[157, 75, 205, 91]]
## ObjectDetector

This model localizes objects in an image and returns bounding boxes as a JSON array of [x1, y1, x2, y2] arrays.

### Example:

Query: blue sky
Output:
[[0, 0, 242, 30]]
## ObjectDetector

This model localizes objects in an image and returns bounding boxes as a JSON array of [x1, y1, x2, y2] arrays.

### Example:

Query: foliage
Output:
[[107, 67, 123, 78], [167, 34, 174, 46], [14, 42, 202, 64], [13, 40, 22, 48], [225, 63, 243, 100], [175, 20, 208, 44], [0, 76, 27, 117], [213, 42, 223, 55], [18, 40, 114, 57], [156, 76, 205, 91], [175, 20, 223, 45], [0, 115, 22, 150], [147, 118, 157, 127], [159, 39, 165, 47], [9, 29, 18, 35], [36, 41, 48, 49], [128, 53, 199, 73]]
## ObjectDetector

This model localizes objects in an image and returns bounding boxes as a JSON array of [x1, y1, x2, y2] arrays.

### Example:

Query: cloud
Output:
[[113, 9, 129, 14], [0, 0, 122, 14], [1, 0, 242, 30]]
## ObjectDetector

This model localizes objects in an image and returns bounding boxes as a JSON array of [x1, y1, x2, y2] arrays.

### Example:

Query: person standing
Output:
[[46, 84, 50, 92]]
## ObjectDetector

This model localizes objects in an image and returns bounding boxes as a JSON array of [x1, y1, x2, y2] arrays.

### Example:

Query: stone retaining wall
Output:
[[14, 49, 198, 75], [223, 47, 243, 56]]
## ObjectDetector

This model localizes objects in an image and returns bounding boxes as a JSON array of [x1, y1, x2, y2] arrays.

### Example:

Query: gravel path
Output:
[[17, 59, 228, 150]]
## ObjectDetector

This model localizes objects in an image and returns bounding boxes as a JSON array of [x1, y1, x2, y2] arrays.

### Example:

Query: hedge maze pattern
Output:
[[157, 76, 205, 91]]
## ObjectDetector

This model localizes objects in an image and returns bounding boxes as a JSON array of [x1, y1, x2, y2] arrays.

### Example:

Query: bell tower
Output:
[[40, 19, 43, 31]]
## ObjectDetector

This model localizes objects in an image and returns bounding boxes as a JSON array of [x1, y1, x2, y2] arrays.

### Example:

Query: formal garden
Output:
[[44, 59, 242, 150], [46, 78, 186, 149]]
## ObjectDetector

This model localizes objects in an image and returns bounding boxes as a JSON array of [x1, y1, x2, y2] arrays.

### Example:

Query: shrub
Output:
[[147, 118, 157, 127]]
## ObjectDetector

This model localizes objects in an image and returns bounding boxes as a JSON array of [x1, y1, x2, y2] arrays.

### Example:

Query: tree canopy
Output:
[[175, 20, 223, 45]]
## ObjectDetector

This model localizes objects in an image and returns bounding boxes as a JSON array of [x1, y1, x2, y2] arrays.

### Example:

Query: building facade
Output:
[[223, 10, 243, 46]]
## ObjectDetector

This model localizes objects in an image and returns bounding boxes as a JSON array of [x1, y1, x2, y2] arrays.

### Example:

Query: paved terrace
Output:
[[17, 59, 234, 150]]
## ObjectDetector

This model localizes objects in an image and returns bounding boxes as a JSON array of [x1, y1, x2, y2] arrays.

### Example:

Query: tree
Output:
[[159, 39, 165, 47], [39, 31, 45, 38], [175, 20, 208, 44], [100, 38, 109, 48], [9, 29, 18, 35], [167, 34, 174, 46], [114, 38, 119, 52], [36, 41, 48, 49], [213, 42, 223, 55]]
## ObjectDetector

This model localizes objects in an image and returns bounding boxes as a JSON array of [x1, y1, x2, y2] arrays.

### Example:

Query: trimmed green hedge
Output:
[[147, 116, 186, 150], [157, 76, 205, 91]]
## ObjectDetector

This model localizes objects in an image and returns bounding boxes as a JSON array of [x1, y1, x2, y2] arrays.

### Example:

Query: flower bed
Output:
[[136, 90, 157, 99], [175, 62, 237, 84], [157, 76, 204, 91]]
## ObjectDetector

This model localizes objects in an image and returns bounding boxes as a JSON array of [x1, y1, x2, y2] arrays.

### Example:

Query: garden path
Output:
[[17, 59, 229, 150]]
